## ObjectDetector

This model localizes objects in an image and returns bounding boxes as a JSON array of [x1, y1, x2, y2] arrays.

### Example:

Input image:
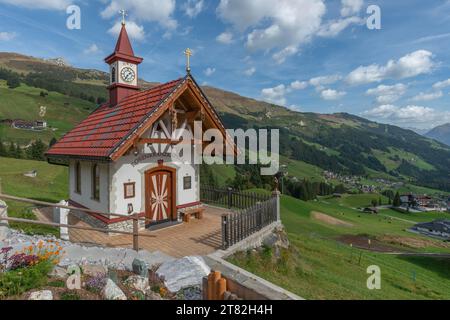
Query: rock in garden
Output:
[[0, 226, 10, 242], [102, 279, 127, 300], [132, 258, 149, 278], [29, 290, 53, 300], [125, 275, 149, 293], [48, 266, 68, 279], [263, 227, 290, 249], [179, 286, 202, 300], [82, 264, 108, 277], [156, 256, 210, 293]]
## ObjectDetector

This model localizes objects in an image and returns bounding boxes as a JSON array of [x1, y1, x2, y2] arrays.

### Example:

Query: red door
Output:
[[145, 169, 175, 224]]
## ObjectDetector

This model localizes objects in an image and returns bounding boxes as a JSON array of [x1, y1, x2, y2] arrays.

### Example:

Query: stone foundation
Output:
[[70, 209, 145, 234]]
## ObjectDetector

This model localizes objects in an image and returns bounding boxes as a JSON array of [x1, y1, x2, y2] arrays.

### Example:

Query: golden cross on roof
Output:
[[184, 48, 192, 73], [119, 9, 128, 25]]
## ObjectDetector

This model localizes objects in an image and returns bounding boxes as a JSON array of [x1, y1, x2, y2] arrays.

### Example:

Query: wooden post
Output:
[[207, 272, 215, 300], [133, 214, 139, 251], [211, 271, 222, 300], [227, 187, 233, 209], [216, 278, 227, 300]]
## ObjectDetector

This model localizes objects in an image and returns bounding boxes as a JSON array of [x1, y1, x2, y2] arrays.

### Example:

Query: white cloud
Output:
[[290, 80, 308, 90], [362, 104, 450, 129], [289, 104, 302, 111], [410, 91, 443, 102], [272, 46, 299, 65], [216, 32, 234, 44], [0, 0, 71, 10], [217, 0, 326, 63], [244, 67, 256, 77], [309, 74, 342, 87], [261, 80, 308, 105], [366, 83, 408, 104], [347, 50, 435, 85], [204, 67, 216, 77], [108, 21, 145, 41], [0, 31, 16, 41], [318, 16, 364, 37], [261, 84, 288, 106], [341, 0, 364, 17], [433, 78, 450, 90], [183, 0, 204, 18], [320, 89, 347, 100], [83, 44, 100, 55], [101, 0, 177, 30]]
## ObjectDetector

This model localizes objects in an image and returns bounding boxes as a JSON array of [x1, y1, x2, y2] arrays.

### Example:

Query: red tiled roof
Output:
[[46, 77, 186, 159]]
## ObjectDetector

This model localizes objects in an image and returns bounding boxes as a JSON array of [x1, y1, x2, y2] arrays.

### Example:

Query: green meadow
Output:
[[1, 157, 449, 299], [229, 194, 450, 300]]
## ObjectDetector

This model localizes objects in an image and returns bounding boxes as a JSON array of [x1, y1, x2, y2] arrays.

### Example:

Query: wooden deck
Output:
[[36, 205, 227, 258]]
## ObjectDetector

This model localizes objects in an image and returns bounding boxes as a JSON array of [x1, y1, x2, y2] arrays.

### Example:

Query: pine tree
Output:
[[49, 137, 57, 148], [0, 140, 6, 157], [393, 192, 401, 207], [8, 142, 15, 157], [14, 144, 23, 159]]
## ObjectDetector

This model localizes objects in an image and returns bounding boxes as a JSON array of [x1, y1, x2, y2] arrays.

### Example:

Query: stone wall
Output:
[[70, 209, 145, 234], [214, 221, 284, 259], [204, 254, 303, 300]]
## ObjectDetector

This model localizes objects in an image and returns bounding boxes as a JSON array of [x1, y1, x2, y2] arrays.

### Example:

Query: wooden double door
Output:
[[145, 166, 176, 225]]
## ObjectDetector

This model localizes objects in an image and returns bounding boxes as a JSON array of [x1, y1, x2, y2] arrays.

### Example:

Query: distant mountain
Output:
[[426, 123, 450, 146], [404, 127, 430, 136], [1, 52, 450, 192]]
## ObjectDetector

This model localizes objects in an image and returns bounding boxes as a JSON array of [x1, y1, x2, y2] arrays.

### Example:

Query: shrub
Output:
[[85, 275, 107, 293], [60, 292, 80, 300], [0, 260, 53, 298]]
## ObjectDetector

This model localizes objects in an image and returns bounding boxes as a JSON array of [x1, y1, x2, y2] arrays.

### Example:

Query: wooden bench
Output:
[[183, 207, 205, 223]]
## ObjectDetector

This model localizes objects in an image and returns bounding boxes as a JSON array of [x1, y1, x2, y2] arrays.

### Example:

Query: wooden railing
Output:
[[201, 186, 271, 210], [221, 197, 278, 250], [0, 193, 154, 251], [201, 186, 278, 250]]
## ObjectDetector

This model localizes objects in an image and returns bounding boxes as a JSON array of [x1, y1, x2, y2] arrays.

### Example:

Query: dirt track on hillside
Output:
[[312, 211, 354, 227]]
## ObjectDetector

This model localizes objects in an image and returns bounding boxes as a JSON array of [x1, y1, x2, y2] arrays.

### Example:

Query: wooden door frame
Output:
[[144, 165, 177, 224]]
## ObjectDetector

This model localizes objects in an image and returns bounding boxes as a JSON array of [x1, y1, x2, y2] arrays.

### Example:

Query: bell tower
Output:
[[105, 16, 143, 106]]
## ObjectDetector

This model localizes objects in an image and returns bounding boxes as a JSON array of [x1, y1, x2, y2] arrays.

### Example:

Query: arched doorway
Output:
[[145, 165, 177, 226]]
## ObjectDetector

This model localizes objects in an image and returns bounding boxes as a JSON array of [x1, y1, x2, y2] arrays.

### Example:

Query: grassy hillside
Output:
[[229, 194, 450, 300], [0, 157, 68, 236], [1, 52, 450, 192], [0, 80, 94, 145]]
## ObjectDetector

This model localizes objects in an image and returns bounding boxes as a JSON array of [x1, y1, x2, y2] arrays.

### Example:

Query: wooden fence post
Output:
[[227, 187, 233, 209], [272, 190, 281, 222], [216, 278, 227, 300], [133, 214, 139, 251], [221, 215, 228, 250], [53, 200, 70, 241]]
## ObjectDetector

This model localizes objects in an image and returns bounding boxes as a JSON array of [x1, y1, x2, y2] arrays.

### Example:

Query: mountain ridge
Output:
[[1, 52, 450, 192], [426, 123, 450, 147]]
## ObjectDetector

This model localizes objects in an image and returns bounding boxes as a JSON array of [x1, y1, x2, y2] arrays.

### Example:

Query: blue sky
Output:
[[1, 0, 450, 130]]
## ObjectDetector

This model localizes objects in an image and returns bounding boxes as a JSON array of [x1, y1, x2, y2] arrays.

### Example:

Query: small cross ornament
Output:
[[184, 48, 192, 73], [119, 9, 128, 25]]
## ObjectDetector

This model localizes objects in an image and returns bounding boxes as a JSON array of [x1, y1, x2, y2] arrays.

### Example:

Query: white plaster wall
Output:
[[109, 153, 200, 216], [69, 160, 109, 214]]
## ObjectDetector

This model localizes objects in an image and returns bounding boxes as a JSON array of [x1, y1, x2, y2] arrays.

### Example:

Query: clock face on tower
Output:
[[120, 67, 136, 83]]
